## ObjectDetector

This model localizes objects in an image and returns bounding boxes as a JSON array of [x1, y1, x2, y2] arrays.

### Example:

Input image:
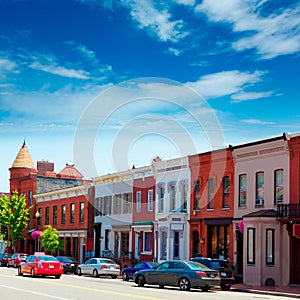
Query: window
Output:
[[266, 229, 275, 265], [79, 202, 84, 223], [170, 185, 176, 211], [247, 228, 255, 264], [113, 194, 122, 214], [94, 197, 101, 216], [61, 204, 66, 224], [123, 193, 132, 214], [104, 196, 112, 215], [45, 207, 49, 225], [239, 174, 247, 207], [148, 190, 153, 212], [143, 232, 152, 253], [207, 178, 214, 209], [160, 231, 167, 260], [136, 191, 141, 213], [38, 208, 42, 226], [222, 176, 230, 208], [274, 169, 284, 204], [256, 172, 264, 206], [53, 206, 57, 225], [193, 180, 200, 210], [158, 185, 164, 212], [29, 190, 32, 206], [104, 229, 110, 250], [70, 203, 75, 223], [181, 181, 187, 212]]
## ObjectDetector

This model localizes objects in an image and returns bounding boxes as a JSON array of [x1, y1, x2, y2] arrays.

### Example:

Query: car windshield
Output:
[[38, 256, 58, 262], [186, 261, 211, 270], [57, 257, 72, 262], [99, 259, 116, 264]]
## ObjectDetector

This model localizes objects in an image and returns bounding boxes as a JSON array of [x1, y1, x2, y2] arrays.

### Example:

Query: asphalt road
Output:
[[0, 267, 288, 300]]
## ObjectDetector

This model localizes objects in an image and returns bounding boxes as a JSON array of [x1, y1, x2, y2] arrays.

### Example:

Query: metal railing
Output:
[[277, 203, 300, 218]]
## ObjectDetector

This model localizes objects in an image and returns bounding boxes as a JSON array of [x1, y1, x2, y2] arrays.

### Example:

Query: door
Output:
[[291, 236, 300, 283]]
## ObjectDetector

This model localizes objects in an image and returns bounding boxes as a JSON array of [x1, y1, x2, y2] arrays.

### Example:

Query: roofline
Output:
[[188, 147, 229, 159], [230, 133, 288, 150]]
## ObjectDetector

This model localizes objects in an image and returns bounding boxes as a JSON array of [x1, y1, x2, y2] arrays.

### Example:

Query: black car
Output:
[[191, 257, 234, 290], [56, 256, 79, 274]]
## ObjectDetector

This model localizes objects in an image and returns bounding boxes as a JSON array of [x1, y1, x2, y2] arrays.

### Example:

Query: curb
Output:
[[231, 287, 300, 298]]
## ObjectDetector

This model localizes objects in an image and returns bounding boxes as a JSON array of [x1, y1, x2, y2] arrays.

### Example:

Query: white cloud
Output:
[[172, 0, 195, 6], [167, 47, 182, 56], [196, 0, 300, 59], [0, 58, 18, 79], [123, 0, 189, 42], [186, 70, 266, 99], [29, 61, 90, 79], [241, 119, 275, 125], [231, 91, 274, 103]]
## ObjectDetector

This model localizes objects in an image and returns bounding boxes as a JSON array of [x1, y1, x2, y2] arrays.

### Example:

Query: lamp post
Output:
[[35, 211, 40, 252]]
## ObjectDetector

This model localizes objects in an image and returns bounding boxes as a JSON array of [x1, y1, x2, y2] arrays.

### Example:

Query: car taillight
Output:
[[231, 271, 234, 278], [196, 271, 207, 277], [217, 273, 221, 278], [117, 265, 120, 270], [101, 264, 107, 269]]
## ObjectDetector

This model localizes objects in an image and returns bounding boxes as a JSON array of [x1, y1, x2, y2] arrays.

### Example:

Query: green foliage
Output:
[[40, 225, 64, 254], [0, 190, 33, 246]]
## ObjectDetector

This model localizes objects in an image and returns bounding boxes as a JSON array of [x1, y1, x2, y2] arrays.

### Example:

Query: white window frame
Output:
[[148, 190, 153, 212], [136, 191, 141, 213]]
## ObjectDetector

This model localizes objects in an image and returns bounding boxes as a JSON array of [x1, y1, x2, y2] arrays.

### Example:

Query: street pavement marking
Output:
[[0, 274, 162, 300]]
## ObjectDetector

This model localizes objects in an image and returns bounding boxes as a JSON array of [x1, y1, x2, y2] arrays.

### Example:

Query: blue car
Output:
[[122, 261, 157, 281]]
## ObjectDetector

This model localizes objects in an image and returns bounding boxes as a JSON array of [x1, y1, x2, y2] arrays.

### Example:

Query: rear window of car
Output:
[[100, 259, 116, 264], [38, 256, 58, 262], [210, 261, 221, 270], [186, 261, 211, 270]]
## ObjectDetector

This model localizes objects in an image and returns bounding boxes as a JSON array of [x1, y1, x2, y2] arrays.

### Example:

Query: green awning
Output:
[[27, 228, 36, 234]]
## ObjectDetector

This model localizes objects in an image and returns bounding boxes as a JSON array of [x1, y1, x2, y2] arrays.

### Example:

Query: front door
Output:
[[291, 236, 300, 283]]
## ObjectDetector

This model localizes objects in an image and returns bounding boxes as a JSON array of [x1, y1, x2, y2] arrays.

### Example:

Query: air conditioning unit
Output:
[[256, 199, 264, 206]]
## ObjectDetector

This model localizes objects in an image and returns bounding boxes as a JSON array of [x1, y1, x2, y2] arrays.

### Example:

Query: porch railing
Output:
[[277, 203, 300, 218]]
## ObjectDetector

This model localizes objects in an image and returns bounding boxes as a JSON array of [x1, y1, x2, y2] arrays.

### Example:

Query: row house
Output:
[[188, 148, 234, 262], [232, 134, 290, 286], [131, 166, 156, 262], [152, 156, 190, 262], [93, 170, 133, 267], [34, 184, 95, 263]]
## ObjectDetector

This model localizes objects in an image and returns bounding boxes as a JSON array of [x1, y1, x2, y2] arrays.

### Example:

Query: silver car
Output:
[[77, 258, 120, 278]]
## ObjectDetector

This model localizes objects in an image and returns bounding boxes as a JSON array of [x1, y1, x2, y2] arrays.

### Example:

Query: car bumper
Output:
[[98, 269, 120, 276], [35, 268, 64, 276], [191, 277, 221, 288]]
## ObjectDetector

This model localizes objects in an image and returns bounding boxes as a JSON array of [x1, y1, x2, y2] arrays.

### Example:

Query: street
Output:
[[0, 267, 288, 300]]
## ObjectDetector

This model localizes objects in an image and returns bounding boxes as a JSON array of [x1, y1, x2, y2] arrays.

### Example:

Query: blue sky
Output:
[[0, 0, 300, 192]]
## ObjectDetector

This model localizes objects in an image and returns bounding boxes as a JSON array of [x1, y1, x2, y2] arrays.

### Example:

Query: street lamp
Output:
[[35, 211, 40, 252]]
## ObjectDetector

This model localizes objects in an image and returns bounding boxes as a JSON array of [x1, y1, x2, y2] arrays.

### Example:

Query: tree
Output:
[[40, 225, 64, 254], [0, 190, 32, 249]]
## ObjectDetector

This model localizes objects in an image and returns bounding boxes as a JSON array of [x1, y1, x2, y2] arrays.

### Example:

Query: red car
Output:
[[18, 253, 64, 279], [7, 253, 29, 268]]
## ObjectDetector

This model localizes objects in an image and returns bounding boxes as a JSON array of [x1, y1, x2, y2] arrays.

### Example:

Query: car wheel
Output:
[[178, 277, 191, 291], [77, 268, 82, 276], [18, 267, 23, 276], [137, 275, 145, 287], [31, 268, 36, 278], [122, 271, 128, 281], [220, 283, 231, 291], [55, 275, 61, 279], [93, 269, 99, 277]]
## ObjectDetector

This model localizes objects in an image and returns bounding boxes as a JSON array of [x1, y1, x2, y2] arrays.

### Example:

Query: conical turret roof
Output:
[[58, 164, 84, 179], [11, 141, 35, 169]]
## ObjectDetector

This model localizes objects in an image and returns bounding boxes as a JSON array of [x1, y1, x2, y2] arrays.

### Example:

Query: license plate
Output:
[[221, 272, 226, 277], [110, 266, 115, 269], [49, 265, 54, 269]]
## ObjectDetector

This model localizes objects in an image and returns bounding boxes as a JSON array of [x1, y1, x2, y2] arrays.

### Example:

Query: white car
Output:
[[77, 258, 120, 278]]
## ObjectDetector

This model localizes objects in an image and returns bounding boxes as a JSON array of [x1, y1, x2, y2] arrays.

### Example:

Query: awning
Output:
[[27, 228, 36, 234], [132, 222, 153, 232]]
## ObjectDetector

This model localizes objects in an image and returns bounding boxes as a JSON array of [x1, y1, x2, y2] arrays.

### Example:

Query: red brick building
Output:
[[188, 148, 234, 262], [9, 141, 92, 259], [131, 167, 156, 262]]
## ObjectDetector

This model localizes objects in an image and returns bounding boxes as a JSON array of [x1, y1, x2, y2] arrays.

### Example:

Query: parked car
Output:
[[76, 258, 120, 278], [133, 260, 220, 291], [122, 261, 157, 281], [191, 257, 234, 290], [18, 253, 64, 279], [7, 253, 29, 268], [56, 256, 79, 274], [0, 253, 11, 267]]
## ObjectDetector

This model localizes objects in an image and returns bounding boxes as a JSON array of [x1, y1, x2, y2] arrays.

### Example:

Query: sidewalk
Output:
[[232, 283, 300, 298]]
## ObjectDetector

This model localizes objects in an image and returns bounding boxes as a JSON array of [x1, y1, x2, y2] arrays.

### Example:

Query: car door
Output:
[[146, 262, 170, 285], [82, 259, 92, 274]]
